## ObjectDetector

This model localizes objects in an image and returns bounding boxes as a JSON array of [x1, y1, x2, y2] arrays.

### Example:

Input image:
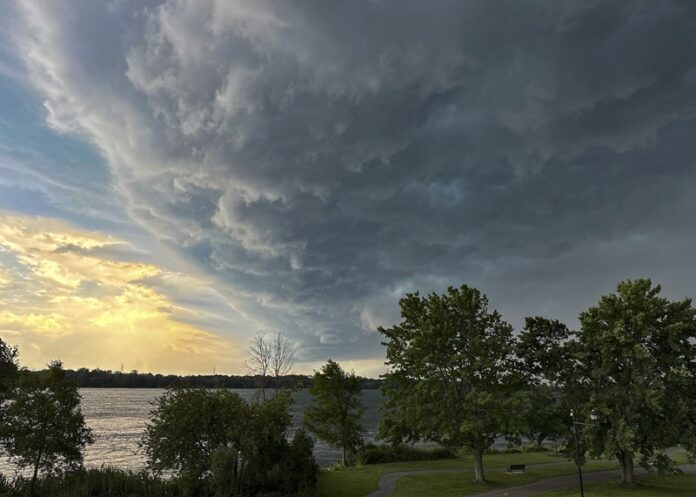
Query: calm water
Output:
[[0, 388, 383, 475]]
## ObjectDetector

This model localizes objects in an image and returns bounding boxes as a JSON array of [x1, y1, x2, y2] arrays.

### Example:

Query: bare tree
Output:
[[247, 333, 271, 400], [271, 332, 295, 392]]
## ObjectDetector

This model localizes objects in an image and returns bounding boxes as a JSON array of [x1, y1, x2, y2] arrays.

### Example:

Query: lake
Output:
[[0, 388, 384, 475]]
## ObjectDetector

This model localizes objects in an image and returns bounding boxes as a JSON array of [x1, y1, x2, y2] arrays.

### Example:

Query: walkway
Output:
[[363, 463, 696, 497]]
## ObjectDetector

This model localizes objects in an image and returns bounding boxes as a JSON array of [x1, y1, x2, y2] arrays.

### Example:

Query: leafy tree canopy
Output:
[[573, 279, 696, 485], [143, 388, 317, 496], [378, 285, 526, 483], [304, 360, 365, 466], [0, 360, 93, 496]]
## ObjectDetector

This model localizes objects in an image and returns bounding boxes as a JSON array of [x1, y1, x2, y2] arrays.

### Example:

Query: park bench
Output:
[[506, 464, 526, 474]]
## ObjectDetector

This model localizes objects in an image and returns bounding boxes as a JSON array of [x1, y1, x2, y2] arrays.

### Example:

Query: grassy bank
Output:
[[538, 474, 696, 497], [392, 460, 619, 497], [318, 449, 691, 497], [317, 451, 594, 497]]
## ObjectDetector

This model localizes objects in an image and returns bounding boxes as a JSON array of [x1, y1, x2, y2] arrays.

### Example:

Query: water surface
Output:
[[0, 388, 383, 475]]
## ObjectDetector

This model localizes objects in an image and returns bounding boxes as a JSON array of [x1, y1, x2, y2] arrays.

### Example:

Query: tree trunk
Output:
[[535, 433, 545, 449], [28, 432, 46, 497], [29, 453, 41, 497], [617, 450, 634, 486], [472, 446, 486, 483]]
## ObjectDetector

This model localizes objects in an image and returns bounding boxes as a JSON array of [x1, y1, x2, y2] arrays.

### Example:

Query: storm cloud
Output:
[[6, 0, 696, 371]]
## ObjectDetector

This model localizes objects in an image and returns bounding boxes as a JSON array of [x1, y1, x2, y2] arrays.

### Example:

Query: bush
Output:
[[0, 468, 182, 497], [356, 444, 456, 465], [485, 445, 551, 455]]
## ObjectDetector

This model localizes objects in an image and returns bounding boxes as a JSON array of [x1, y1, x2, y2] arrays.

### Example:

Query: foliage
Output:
[[357, 444, 455, 465], [0, 468, 183, 497], [44, 368, 383, 390], [143, 388, 249, 479], [516, 317, 573, 451], [0, 361, 93, 495], [0, 338, 18, 401], [521, 384, 569, 448], [143, 388, 317, 496], [378, 285, 526, 482], [517, 317, 572, 384], [571, 279, 696, 485], [0, 337, 20, 462], [304, 360, 365, 466]]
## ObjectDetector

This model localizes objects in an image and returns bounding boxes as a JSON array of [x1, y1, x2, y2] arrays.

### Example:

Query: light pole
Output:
[[570, 409, 596, 497]]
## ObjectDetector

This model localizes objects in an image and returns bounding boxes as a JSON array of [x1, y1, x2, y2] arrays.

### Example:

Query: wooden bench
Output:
[[506, 464, 526, 474]]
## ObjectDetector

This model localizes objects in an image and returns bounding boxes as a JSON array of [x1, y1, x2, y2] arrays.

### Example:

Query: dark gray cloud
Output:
[[11, 0, 696, 368]]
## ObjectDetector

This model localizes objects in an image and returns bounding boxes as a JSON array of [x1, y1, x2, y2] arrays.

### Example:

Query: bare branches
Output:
[[247, 331, 295, 399], [247, 332, 271, 400], [271, 332, 295, 392]]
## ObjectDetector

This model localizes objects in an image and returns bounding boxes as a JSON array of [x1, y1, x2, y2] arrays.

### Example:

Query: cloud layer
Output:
[[4, 0, 696, 372], [0, 212, 243, 373]]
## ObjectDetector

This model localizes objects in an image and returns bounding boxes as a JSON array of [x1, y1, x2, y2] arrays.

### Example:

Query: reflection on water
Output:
[[0, 388, 383, 474]]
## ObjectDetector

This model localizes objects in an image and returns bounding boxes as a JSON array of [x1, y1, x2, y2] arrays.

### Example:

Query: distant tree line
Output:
[[44, 369, 384, 390]]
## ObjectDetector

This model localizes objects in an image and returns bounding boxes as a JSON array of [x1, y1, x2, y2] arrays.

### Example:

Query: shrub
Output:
[[356, 444, 455, 465], [0, 468, 182, 497]]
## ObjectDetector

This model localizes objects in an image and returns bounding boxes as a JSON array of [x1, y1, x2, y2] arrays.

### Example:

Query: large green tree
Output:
[[1, 361, 93, 496], [143, 388, 317, 496], [304, 360, 365, 466], [378, 285, 525, 483], [573, 279, 696, 485], [143, 388, 252, 481]]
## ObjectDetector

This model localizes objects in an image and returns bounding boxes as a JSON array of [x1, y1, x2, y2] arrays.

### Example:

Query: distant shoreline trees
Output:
[[28, 368, 384, 390]]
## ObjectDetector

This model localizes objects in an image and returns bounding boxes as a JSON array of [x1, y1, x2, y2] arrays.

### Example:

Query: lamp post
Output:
[[570, 409, 596, 497]]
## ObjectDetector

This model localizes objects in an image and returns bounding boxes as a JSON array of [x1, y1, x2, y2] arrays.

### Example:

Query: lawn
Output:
[[317, 449, 691, 497], [537, 474, 696, 497], [317, 450, 596, 497], [391, 459, 619, 497]]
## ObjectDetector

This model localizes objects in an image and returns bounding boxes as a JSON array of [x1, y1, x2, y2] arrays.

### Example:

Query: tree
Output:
[[0, 337, 19, 464], [270, 332, 295, 393], [143, 388, 250, 482], [516, 317, 573, 449], [1, 361, 93, 496], [517, 317, 572, 384], [378, 285, 525, 483], [572, 279, 696, 485], [304, 360, 365, 466], [523, 384, 568, 449], [247, 333, 271, 400], [143, 388, 317, 496], [0, 337, 19, 401]]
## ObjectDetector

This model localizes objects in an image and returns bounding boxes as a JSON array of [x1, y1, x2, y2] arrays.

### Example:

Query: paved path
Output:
[[363, 463, 696, 497]]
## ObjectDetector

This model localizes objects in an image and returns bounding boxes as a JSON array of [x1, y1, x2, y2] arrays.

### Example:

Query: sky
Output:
[[1, 1, 695, 376]]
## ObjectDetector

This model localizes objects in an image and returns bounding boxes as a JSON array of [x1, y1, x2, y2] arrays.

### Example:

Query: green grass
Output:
[[317, 450, 588, 497], [538, 474, 696, 497], [392, 460, 619, 497], [317, 449, 691, 497]]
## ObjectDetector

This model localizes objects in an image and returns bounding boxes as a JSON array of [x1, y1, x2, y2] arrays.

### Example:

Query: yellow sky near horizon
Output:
[[0, 212, 245, 374]]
